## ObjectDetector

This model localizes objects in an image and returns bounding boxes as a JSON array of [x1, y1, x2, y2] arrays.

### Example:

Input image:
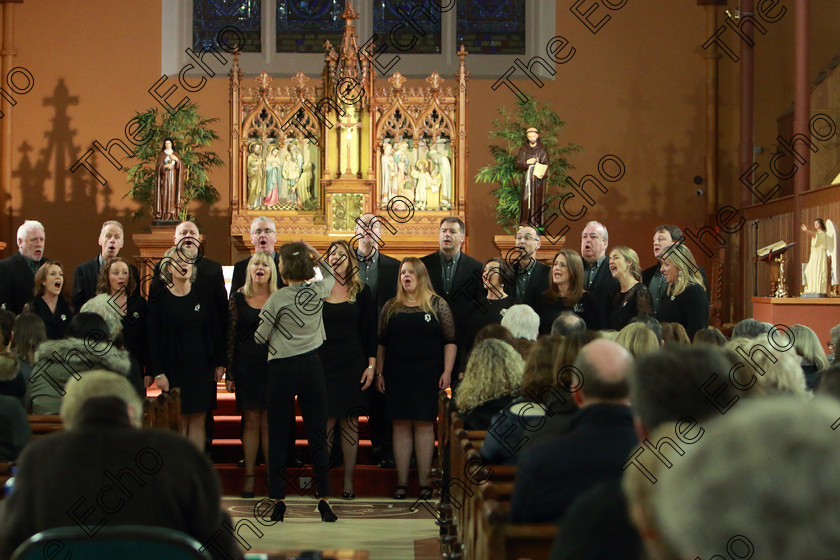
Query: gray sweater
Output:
[[255, 263, 336, 360]]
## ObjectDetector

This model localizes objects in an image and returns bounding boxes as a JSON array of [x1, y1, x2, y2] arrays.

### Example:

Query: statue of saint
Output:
[[263, 145, 282, 206], [516, 127, 549, 227], [154, 138, 184, 221], [246, 143, 265, 209], [381, 141, 397, 205]]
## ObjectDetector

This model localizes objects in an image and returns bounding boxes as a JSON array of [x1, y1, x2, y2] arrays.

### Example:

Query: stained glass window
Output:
[[373, 0, 442, 55], [193, 0, 262, 53], [277, 0, 346, 53], [457, 0, 526, 55]]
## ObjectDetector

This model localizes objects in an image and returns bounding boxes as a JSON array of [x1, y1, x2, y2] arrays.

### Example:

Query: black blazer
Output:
[[512, 261, 550, 309], [510, 403, 638, 524], [371, 251, 400, 315], [230, 251, 285, 294], [72, 256, 141, 311], [658, 282, 710, 341], [0, 252, 45, 314], [585, 258, 620, 329]]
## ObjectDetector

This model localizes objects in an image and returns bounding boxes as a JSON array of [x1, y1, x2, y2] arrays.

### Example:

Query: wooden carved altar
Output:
[[229, 1, 469, 257]]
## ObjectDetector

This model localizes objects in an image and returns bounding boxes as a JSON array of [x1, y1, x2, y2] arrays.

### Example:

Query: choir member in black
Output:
[[510, 226, 550, 308], [462, 258, 514, 376], [96, 257, 148, 384], [73, 220, 140, 310], [226, 251, 276, 499], [536, 250, 598, 334], [254, 242, 338, 523], [658, 243, 709, 340], [23, 262, 73, 340], [607, 246, 652, 330], [147, 247, 225, 451], [230, 217, 283, 292], [581, 221, 618, 328], [321, 240, 376, 499], [375, 257, 455, 499], [0, 220, 46, 314]]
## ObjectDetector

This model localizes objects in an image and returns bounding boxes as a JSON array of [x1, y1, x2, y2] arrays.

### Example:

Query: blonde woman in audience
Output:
[[615, 322, 659, 357], [790, 324, 830, 389], [724, 336, 809, 396], [455, 339, 524, 430]]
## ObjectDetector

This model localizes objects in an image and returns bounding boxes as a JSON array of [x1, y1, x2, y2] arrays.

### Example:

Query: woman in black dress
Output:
[[147, 246, 225, 450], [226, 251, 276, 498], [321, 240, 376, 499], [658, 243, 708, 340], [375, 257, 455, 499], [461, 258, 514, 375], [607, 246, 652, 330], [536, 249, 598, 334], [24, 261, 73, 340], [96, 257, 148, 385]]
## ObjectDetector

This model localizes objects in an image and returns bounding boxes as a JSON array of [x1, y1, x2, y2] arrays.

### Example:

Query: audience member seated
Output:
[[815, 364, 840, 399], [790, 324, 830, 390], [463, 323, 521, 379], [550, 478, 644, 560], [0, 310, 25, 402], [500, 304, 540, 359], [661, 322, 690, 346], [481, 335, 578, 465], [81, 294, 146, 396], [692, 326, 726, 346], [629, 315, 663, 346], [29, 312, 132, 414], [598, 330, 618, 341], [455, 339, 523, 430], [510, 339, 637, 523], [723, 337, 808, 397], [22, 261, 74, 340], [8, 313, 46, 409], [0, 394, 30, 461], [829, 323, 840, 365], [536, 249, 599, 333], [654, 397, 840, 560], [615, 323, 659, 358], [0, 371, 242, 560], [730, 317, 771, 339], [550, 311, 586, 337]]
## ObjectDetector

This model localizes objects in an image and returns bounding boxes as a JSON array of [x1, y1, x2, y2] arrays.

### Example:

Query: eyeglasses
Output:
[[252, 229, 275, 235]]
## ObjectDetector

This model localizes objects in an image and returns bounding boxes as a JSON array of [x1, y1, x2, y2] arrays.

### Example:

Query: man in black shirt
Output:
[[510, 225, 550, 308], [0, 220, 47, 314], [230, 216, 284, 293]]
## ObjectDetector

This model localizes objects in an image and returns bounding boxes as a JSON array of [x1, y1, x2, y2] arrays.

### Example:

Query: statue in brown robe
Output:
[[154, 138, 185, 222], [516, 127, 549, 227]]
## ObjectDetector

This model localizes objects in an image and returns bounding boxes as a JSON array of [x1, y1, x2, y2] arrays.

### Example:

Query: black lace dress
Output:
[[607, 283, 653, 331], [379, 295, 456, 421]]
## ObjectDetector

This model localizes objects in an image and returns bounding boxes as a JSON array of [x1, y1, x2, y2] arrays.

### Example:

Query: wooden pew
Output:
[[28, 414, 63, 438], [142, 387, 181, 431], [478, 499, 557, 560]]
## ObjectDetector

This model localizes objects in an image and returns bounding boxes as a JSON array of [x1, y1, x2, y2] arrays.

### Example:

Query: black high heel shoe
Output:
[[270, 500, 286, 522], [241, 475, 255, 499], [318, 499, 338, 522]]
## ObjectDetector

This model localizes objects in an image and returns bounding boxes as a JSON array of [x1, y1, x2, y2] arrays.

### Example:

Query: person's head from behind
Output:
[[731, 318, 771, 339], [655, 396, 840, 560], [661, 322, 690, 346], [66, 312, 113, 357], [815, 364, 840, 400], [629, 315, 663, 345], [10, 312, 46, 363], [551, 311, 586, 337], [572, 339, 632, 406], [0, 309, 14, 348], [278, 242, 316, 283], [692, 327, 726, 346], [790, 324, 830, 371], [631, 345, 738, 434], [456, 339, 524, 412], [500, 304, 539, 341], [473, 323, 517, 349], [80, 294, 123, 341], [520, 335, 564, 399], [830, 323, 840, 362], [723, 336, 807, 397], [60, 370, 143, 428], [615, 323, 659, 358]]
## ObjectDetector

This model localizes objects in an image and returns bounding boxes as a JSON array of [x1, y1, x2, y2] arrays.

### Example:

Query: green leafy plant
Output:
[[475, 95, 582, 233], [125, 103, 223, 221]]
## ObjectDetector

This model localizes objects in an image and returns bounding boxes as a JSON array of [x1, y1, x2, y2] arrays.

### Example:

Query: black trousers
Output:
[[267, 351, 331, 499]]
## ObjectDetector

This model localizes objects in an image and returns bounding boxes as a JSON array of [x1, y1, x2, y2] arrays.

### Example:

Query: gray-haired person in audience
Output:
[[0, 371, 242, 560], [790, 324, 830, 390], [730, 317, 771, 339], [654, 397, 840, 560], [723, 336, 809, 397], [551, 311, 586, 337], [500, 303, 541, 359], [829, 323, 840, 364]]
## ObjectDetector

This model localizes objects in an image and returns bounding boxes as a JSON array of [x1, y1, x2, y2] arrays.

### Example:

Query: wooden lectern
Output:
[[755, 241, 795, 298]]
